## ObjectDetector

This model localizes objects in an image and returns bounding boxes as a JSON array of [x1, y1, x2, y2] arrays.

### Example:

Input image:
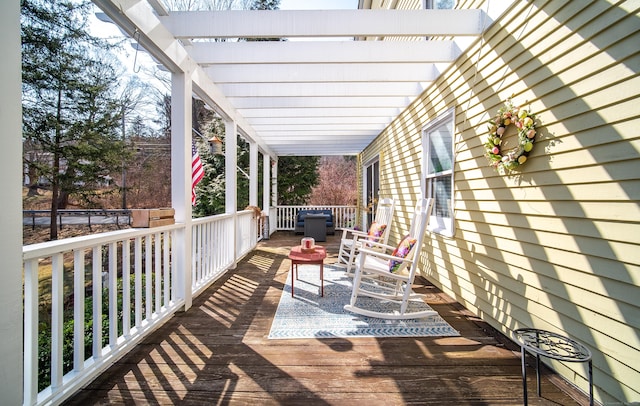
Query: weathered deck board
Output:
[[64, 232, 588, 405]]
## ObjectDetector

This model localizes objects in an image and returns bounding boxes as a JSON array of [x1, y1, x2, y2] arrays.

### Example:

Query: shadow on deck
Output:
[[64, 231, 588, 405]]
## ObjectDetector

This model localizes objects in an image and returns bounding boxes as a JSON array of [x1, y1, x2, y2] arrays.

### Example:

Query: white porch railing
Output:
[[237, 210, 256, 258], [269, 207, 278, 235], [22, 210, 257, 406], [21, 206, 351, 406], [275, 205, 358, 231], [192, 214, 232, 297]]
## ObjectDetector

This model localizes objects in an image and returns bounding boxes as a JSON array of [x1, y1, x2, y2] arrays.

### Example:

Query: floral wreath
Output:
[[484, 98, 537, 174]]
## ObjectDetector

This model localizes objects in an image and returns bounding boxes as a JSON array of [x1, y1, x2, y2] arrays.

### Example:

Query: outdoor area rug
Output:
[[268, 264, 460, 339]]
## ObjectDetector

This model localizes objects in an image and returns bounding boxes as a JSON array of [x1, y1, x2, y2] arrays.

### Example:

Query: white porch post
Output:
[[249, 141, 258, 207], [262, 153, 270, 213], [272, 157, 278, 207], [225, 120, 238, 266], [263, 154, 271, 237], [171, 71, 193, 311], [0, 1, 23, 403], [225, 120, 238, 213]]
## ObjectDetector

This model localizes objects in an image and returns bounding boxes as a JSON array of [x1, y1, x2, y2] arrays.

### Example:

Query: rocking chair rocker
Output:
[[344, 198, 436, 320], [336, 197, 395, 275]]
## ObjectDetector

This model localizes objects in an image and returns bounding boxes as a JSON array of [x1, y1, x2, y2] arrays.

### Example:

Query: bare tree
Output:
[[160, 0, 252, 11], [308, 156, 357, 206]]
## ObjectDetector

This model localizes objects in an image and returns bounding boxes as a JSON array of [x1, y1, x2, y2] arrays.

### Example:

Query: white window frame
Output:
[[423, 0, 457, 9], [362, 156, 380, 229], [421, 108, 455, 237]]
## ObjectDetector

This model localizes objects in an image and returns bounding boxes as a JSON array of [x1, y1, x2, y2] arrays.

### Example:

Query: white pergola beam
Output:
[[278, 151, 362, 156], [267, 146, 374, 154], [161, 9, 485, 38], [218, 82, 427, 98], [205, 63, 437, 83], [270, 143, 368, 156], [253, 124, 387, 132], [147, 0, 168, 16], [247, 116, 391, 125], [238, 107, 401, 118], [260, 134, 381, 142], [228, 96, 411, 109], [189, 40, 458, 64], [94, 1, 492, 158]]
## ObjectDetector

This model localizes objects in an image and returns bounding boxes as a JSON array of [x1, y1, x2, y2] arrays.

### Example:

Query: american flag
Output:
[[191, 141, 204, 205]]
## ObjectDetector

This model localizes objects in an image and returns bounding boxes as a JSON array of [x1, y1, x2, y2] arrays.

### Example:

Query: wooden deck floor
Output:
[[65, 232, 587, 405]]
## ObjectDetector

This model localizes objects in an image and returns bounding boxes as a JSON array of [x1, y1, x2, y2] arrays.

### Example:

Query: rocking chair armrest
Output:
[[349, 230, 373, 242], [338, 227, 370, 240], [357, 240, 395, 251], [361, 234, 385, 243], [349, 229, 370, 237], [358, 246, 413, 264]]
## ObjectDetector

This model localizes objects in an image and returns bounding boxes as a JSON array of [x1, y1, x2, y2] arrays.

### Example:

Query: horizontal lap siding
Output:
[[365, 0, 640, 403]]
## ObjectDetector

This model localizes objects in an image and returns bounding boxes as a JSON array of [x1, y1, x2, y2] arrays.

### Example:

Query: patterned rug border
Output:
[[268, 264, 460, 339]]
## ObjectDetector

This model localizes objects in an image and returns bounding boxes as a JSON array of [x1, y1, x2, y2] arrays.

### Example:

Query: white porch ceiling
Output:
[[93, 1, 491, 157]]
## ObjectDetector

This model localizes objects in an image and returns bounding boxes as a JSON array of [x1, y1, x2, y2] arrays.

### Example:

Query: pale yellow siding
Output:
[[362, 0, 640, 403], [356, 153, 364, 223]]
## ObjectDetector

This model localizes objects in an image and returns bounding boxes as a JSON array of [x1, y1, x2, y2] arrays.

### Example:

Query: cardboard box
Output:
[[131, 208, 175, 228]]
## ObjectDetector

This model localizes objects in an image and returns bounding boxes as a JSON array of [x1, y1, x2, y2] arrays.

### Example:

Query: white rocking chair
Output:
[[336, 197, 395, 274], [344, 198, 436, 320]]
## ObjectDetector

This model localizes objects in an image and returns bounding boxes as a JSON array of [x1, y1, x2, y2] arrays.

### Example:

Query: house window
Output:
[[422, 108, 455, 237], [423, 0, 456, 9], [364, 158, 379, 227]]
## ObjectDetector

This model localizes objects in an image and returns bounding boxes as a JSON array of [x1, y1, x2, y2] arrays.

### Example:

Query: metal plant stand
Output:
[[512, 328, 593, 406]]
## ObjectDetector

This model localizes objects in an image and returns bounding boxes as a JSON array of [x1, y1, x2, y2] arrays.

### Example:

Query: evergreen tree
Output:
[[250, 0, 280, 10], [277, 156, 319, 205], [193, 115, 227, 217], [192, 118, 260, 216], [22, 0, 129, 239]]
